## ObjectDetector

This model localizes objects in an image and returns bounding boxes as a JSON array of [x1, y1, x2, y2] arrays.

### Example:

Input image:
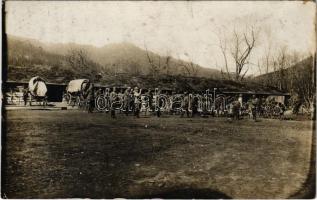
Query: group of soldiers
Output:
[[74, 86, 287, 121], [94, 86, 151, 118], [114, 86, 144, 118], [228, 95, 287, 121], [228, 95, 260, 121], [8, 88, 47, 106], [85, 86, 200, 118]]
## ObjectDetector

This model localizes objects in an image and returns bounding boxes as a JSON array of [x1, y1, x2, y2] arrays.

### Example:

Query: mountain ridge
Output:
[[6, 34, 222, 80]]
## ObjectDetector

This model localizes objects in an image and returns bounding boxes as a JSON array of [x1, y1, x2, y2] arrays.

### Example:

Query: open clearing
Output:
[[2, 109, 314, 198]]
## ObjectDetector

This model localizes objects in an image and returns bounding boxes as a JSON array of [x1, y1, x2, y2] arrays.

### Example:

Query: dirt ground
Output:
[[1, 109, 314, 198]]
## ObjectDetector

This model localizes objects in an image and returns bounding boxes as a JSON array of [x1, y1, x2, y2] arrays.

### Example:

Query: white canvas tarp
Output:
[[28, 76, 47, 97], [67, 79, 89, 93]]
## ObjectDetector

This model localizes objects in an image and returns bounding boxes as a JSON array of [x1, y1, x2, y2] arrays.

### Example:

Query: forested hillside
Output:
[[6, 35, 222, 83], [255, 56, 315, 112]]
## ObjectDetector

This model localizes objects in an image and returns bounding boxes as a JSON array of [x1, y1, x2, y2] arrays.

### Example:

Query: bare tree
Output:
[[263, 42, 272, 75], [145, 46, 160, 77], [215, 28, 231, 80], [261, 47, 314, 113], [66, 48, 89, 74], [179, 61, 199, 77], [215, 25, 258, 81], [256, 41, 272, 85], [163, 55, 171, 75], [230, 26, 257, 81], [128, 60, 141, 76], [65, 48, 102, 81], [270, 46, 296, 90], [145, 45, 172, 77], [284, 52, 314, 113], [291, 56, 315, 113], [256, 60, 262, 76]]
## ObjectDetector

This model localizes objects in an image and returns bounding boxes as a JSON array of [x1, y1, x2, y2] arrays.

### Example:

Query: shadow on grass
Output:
[[135, 188, 232, 199], [289, 123, 316, 199]]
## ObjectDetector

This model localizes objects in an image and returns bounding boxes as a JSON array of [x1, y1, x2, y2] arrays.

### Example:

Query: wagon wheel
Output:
[[171, 95, 184, 113], [140, 95, 150, 112], [29, 95, 32, 106], [75, 96, 82, 108], [95, 94, 109, 112], [82, 99, 90, 111], [65, 93, 72, 105], [273, 106, 281, 118], [156, 95, 169, 111], [67, 94, 76, 107], [43, 97, 48, 107], [194, 94, 203, 112], [266, 106, 271, 118], [111, 95, 124, 110]]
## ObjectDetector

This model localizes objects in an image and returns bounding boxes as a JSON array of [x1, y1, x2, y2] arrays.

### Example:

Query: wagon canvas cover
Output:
[[28, 76, 47, 97], [67, 79, 89, 93]]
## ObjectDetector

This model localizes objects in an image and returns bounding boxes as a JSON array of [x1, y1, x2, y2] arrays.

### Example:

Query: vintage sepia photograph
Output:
[[1, 1, 316, 199]]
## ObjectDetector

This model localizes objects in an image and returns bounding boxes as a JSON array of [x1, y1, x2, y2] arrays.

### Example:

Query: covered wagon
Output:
[[28, 76, 48, 105], [66, 79, 92, 107]]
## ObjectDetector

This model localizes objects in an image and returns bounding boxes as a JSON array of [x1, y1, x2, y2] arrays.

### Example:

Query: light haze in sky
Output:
[[5, 1, 316, 75]]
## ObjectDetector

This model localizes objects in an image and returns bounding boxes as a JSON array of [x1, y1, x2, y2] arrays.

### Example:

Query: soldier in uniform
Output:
[[232, 96, 241, 120], [181, 91, 190, 117], [128, 87, 133, 115], [110, 87, 117, 118], [117, 88, 124, 113], [95, 88, 103, 97], [250, 95, 259, 121], [87, 83, 95, 113], [123, 87, 131, 116], [145, 88, 153, 114], [192, 95, 199, 117], [278, 102, 286, 120], [133, 87, 142, 118], [23, 88, 29, 106]]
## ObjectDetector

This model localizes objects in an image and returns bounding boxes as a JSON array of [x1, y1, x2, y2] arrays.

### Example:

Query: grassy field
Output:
[[2, 109, 314, 198]]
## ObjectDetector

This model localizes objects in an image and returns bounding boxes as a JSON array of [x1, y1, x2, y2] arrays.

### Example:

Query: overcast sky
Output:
[[5, 1, 316, 75]]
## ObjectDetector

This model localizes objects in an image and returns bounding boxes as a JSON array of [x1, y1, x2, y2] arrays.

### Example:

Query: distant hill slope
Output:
[[254, 56, 315, 92], [6, 35, 222, 83], [97, 74, 286, 95], [255, 56, 314, 80]]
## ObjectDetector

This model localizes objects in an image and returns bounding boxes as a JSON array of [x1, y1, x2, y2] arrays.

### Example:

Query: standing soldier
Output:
[[192, 95, 199, 117], [87, 83, 95, 113], [154, 88, 161, 117], [117, 88, 124, 113], [202, 91, 209, 117], [123, 87, 131, 116], [95, 88, 103, 97], [23, 88, 29, 106], [181, 91, 190, 117], [117, 88, 124, 99], [145, 88, 153, 114], [251, 95, 259, 121], [10, 89, 14, 104], [110, 87, 117, 118], [129, 88, 135, 115], [278, 102, 286, 120], [232, 96, 241, 120], [133, 87, 142, 118]]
